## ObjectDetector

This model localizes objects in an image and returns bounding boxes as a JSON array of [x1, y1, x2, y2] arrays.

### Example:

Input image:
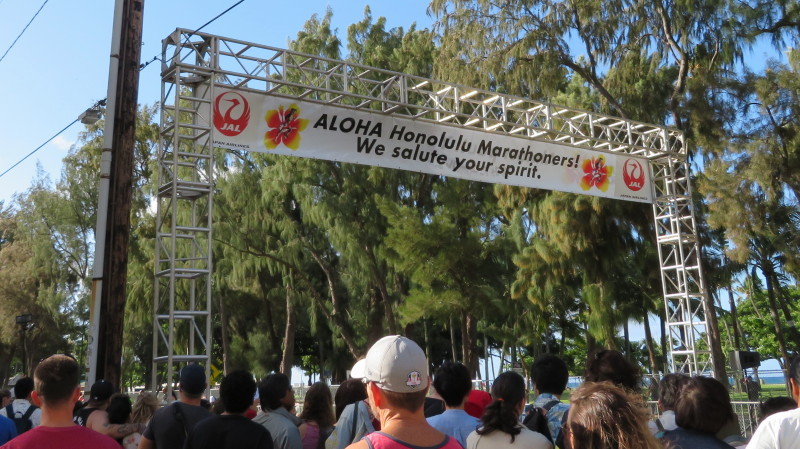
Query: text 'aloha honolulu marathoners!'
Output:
[[212, 90, 652, 203], [312, 113, 582, 182]]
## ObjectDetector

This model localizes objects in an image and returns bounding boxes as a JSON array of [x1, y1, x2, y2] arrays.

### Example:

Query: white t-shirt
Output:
[[647, 410, 677, 435], [0, 399, 42, 428], [747, 408, 800, 449], [466, 426, 552, 449]]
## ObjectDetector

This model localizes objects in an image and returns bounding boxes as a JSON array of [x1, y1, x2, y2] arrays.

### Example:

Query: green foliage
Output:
[[4, 2, 800, 384]]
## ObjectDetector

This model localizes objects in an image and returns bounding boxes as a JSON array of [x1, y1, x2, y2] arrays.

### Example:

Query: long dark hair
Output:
[[334, 379, 368, 420], [299, 382, 335, 429], [476, 371, 525, 443]]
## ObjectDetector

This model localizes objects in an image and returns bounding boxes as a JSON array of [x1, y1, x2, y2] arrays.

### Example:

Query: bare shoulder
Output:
[[345, 440, 370, 449], [87, 409, 110, 429]]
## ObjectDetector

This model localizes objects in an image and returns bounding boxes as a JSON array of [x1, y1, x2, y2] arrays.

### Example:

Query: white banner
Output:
[[211, 89, 653, 203]]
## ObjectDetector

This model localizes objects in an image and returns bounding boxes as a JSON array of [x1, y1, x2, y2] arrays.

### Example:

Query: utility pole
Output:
[[87, 0, 145, 389]]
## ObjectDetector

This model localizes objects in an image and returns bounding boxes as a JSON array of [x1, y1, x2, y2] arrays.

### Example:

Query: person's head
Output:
[[89, 379, 115, 406], [585, 350, 641, 391], [475, 371, 526, 442], [299, 382, 335, 428], [334, 378, 368, 419], [14, 377, 34, 400], [259, 373, 294, 411], [0, 389, 11, 407], [432, 361, 472, 408], [532, 354, 569, 396], [130, 392, 160, 424], [790, 356, 800, 402], [674, 376, 735, 435], [565, 381, 661, 449], [351, 335, 430, 415], [107, 394, 132, 424], [32, 354, 81, 408], [220, 370, 257, 414], [760, 397, 797, 422], [179, 364, 207, 400], [657, 373, 689, 411]]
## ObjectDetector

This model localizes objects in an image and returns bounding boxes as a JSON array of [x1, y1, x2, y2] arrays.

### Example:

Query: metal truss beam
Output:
[[155, 28, 715, 381]]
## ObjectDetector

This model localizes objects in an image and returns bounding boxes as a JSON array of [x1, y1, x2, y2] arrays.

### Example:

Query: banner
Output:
[[211, 89, 653, 203]]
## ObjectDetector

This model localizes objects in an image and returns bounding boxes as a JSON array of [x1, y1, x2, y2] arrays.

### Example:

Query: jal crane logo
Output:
[[622, 158, 646, 191], [213, 91, 251, 136]]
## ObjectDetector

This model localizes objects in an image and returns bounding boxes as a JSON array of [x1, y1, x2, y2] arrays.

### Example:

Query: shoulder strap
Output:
[[655, 418, 664, 432], [4, 405, 12, 418], [22, 405, 36, 420], [350, 402, 359, 443], [542, 399, 560, 411], [173, 402, 189, 437]]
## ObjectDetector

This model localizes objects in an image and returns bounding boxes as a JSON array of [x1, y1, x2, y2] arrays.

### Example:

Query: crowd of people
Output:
[[0, 338, 797, 449]]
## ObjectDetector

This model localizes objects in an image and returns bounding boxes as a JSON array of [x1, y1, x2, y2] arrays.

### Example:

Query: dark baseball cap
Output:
[[179, 364, 206, 395], [90, 380, 114, 402]]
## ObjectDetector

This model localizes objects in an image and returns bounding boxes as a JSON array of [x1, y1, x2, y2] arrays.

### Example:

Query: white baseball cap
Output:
[[350, 335, 429, 393]]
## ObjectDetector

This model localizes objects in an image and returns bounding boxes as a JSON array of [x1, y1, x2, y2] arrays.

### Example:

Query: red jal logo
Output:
[[213, 92, 250, 136], [622, 159, 646, 191]]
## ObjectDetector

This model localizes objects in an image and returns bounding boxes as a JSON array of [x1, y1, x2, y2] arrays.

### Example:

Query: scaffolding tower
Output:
[[154, 28, 714, 388]]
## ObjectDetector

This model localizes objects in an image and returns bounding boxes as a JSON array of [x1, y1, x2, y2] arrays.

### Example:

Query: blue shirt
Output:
[[0, 414, 17, 445], [427, 409, 480, 447], [533, 393, 569, 445]]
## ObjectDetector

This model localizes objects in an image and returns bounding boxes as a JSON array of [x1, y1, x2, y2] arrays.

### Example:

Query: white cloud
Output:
[[52, 135, 74, 151]]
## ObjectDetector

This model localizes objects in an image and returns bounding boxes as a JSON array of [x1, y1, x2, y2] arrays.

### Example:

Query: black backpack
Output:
[[521, 399, 561, 444], [6, 404, 37, 434]]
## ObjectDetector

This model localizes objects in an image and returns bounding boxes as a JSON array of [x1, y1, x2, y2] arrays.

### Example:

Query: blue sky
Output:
[[0, 0, 434, 204]]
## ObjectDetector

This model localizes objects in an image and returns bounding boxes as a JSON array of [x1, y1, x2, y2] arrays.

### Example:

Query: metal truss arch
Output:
[[154, 29, 714, 386]]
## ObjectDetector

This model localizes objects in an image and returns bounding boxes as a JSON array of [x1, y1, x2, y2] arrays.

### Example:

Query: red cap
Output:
[[464, 390, 492, 418]]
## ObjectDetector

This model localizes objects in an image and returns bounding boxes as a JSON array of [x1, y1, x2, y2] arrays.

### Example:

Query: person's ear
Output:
[[30, 391, 42, 407], [368, 382, 382, 408], [790, 378, 800, 403]]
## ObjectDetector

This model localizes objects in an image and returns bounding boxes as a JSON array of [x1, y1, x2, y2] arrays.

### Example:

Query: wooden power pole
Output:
[[94, 0, 145, 388]]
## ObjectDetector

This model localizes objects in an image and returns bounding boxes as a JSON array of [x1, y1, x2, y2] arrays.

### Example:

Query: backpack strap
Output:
[[173, 402, 189, 437], [655, 418, 664, 432], [21, 405, 36, 420], [4, 405, 13, 418], [542, 399, 560, 412], [350, 402, 359, 444]]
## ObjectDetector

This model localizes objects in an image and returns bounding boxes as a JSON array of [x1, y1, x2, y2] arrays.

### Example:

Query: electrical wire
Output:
[[0, 0, 50, 65], [1, 0, 247, 181], [0, 118, 78, 180]]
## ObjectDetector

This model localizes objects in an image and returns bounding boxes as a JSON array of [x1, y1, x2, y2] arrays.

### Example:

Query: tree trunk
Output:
[[771, 273, 800, 347], [659, 313, 668, 371], [704, 291, 729, 382], [279, 283, 295, 377], [483, 330, 489, 383], [623, 321, 631, 360], [499, 340, 507, 374], [450, 316, 458, 362], [763, 267, 792, 381], [727, 285, 743, 350], [219, 295, 231, 375], [643, 312, 659, 375], [462, 312, 479, 377]]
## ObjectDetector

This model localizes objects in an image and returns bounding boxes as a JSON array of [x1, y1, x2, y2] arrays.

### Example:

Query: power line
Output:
[[1, 0, 247, 181], [0, 0, 50, 65], [140, 0, 246, 71], [0, 118, 78, 180]]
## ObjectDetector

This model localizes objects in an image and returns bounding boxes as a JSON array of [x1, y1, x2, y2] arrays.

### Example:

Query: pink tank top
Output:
[[364, 432, 462, 449], [302, 422, 320, 449]]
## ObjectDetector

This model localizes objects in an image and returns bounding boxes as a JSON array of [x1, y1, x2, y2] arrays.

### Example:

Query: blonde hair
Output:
[[130, 392, 160, 424], [566, 382, 661, 449]]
